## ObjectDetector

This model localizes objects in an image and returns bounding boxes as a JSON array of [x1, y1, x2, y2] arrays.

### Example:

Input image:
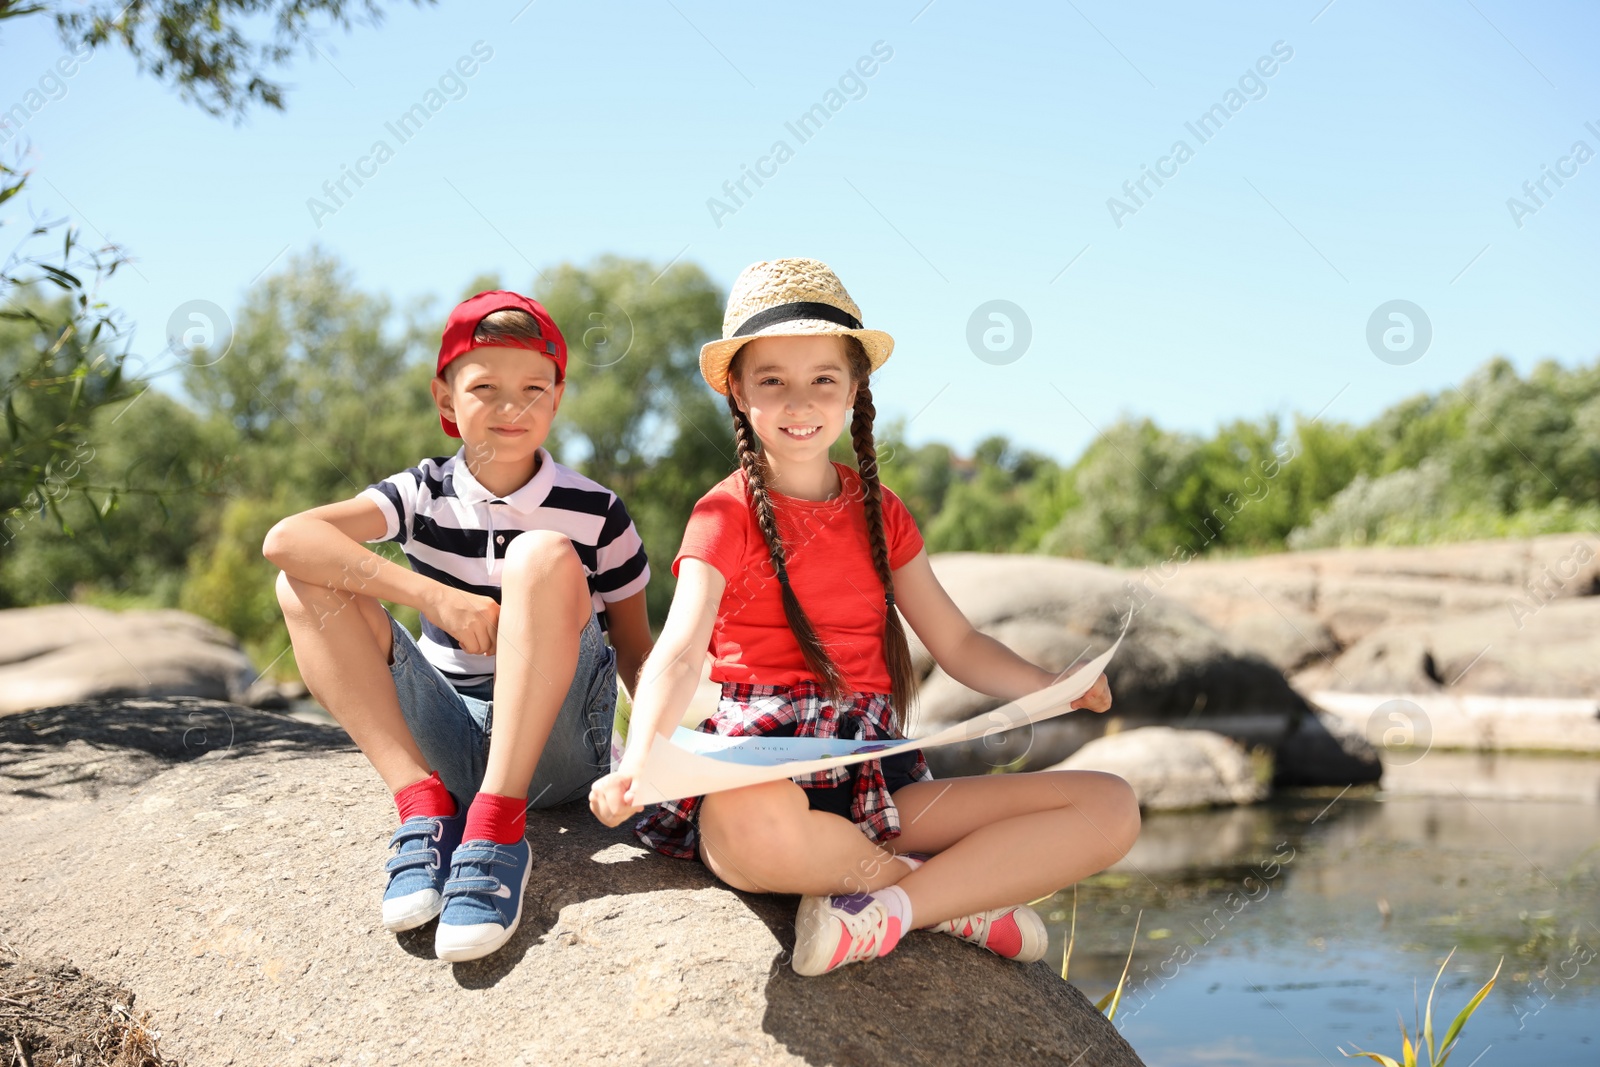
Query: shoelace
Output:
[[936, 907, 1001, 946], [835, 902, 895, 969]]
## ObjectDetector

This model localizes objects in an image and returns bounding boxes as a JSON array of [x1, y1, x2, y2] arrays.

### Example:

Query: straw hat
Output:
[[699, 258, 894, 395]]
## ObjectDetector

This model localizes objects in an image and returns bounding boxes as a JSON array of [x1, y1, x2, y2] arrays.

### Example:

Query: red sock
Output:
[[462, 791, 527, 845], [394, 771, 456, 822]]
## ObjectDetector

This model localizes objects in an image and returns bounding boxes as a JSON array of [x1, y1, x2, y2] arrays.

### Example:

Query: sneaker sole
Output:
[[791, 895, 843, 977], [434, 852, 534, 963], [1010, 905, 1050, 964]]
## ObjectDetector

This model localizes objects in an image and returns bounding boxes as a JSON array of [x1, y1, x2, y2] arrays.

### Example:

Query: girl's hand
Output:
[[1070, 672, 1113, 713], [589, 770, 643, 827], [429, 584, 500, 656]]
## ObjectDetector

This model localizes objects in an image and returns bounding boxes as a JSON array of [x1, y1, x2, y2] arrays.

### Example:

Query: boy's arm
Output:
[[262, 497, 499, 655], [589, 558, 723, 826], [601, 588, 653, 700]]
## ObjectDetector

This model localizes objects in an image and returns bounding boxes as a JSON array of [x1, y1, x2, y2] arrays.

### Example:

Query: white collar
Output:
[[447, 446, 557, 577], [448, 446, 556, 512]]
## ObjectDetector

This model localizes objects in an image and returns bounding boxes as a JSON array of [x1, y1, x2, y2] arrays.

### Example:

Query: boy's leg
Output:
[[519, 606, 616, 808], [434, 531, 599, 962], [479, 530, 597, 799], [275, 570, 430, 794]]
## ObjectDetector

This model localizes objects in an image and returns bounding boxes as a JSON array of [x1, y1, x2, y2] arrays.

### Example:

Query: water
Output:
[[1044, 753, 1600, 1065]]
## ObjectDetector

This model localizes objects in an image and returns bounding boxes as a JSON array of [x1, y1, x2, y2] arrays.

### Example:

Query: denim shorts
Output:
[[385, 608, 617, 809]]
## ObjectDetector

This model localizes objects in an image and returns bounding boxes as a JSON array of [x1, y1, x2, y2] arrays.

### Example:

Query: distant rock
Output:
[[1051, 727, 1268, 811], [1222, 607, 1339, 675], [1157, 533, 1599, 673], [0, 605, 256, 715], [0, 698, 1146, 1067], [912, 553, 1313, 778], [1292, 598, 1600, 699], [1273, 708, 1383, 787]]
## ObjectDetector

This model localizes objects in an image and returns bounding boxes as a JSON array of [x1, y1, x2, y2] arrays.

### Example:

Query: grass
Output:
[[1339, 949, 1503, 1067], [1054, 884, 1142, 1023]]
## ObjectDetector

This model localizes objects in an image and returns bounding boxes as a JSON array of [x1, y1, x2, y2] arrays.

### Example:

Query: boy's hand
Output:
[[430, 585, 500, 656], [589, 770, 643, 827], [1069, 672, 1113, 713]]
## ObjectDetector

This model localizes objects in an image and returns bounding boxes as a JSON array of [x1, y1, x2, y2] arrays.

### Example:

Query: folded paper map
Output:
[[629, 614, 1130, 805]]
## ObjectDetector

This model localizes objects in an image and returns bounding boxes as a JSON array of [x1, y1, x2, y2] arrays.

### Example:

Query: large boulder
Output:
[[0, 605, 256, 715], [0, 699, 1145, 1067], [1159, 533, 1599, 657], [1050, 727, 1268, 811], [1272, 708, 1383, 786], [910, 553, 1313, 777], [1292, 597, 1600, 699]]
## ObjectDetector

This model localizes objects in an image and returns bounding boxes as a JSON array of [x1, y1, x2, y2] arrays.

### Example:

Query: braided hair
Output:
[[724, 336, 918, 731]]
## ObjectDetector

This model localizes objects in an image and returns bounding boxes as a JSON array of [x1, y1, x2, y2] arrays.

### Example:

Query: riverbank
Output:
[[1051, 749, 1600, 1065]]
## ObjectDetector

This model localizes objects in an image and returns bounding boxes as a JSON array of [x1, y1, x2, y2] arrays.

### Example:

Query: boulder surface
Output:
[[1052, 727, 1268, 811], [0, 698, 1145, 1067], [912, 553, 1312, 777], [0, 605, 255, 715]]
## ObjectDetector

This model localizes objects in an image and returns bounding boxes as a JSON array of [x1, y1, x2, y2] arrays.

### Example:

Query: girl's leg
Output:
[[478, 530, 593, 797], [698, 780, 910, 896], [888, 770, 1140, 928], [275, 570, 429, 793]]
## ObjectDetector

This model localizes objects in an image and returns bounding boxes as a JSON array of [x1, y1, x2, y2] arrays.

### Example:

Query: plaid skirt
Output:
[[632, 679, 932, 860]]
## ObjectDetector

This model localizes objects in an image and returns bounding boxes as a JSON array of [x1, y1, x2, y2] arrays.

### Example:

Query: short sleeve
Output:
[[883, 486, 924, 570], [673, 486, 749, 584], [359, 469, 422, 545], [593, 494, 651, 601]]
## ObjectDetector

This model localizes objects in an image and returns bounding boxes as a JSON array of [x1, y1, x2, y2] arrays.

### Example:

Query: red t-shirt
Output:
[[672, 462, 925, 693]]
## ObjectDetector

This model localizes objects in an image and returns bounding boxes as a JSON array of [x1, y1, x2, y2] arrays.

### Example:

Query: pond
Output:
[[1048, 751, 1600, 1066]]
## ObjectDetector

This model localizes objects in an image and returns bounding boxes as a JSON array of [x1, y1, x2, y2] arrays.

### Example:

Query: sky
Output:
[[3, 0, 1596, 464]]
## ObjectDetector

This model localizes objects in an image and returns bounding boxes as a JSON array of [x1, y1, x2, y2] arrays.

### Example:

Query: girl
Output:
[[590, 258, 1140, 976]]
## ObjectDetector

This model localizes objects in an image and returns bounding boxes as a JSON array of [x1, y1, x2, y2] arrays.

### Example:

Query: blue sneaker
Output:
[[381, 811, 465, 933], [434, 838, 533, 962]]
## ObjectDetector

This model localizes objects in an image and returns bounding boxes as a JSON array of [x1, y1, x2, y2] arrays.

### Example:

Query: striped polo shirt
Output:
[[360, 446, 650, 690]]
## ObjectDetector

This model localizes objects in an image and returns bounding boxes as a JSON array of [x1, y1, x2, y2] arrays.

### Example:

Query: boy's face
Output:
[[431, 345, 564, 463]]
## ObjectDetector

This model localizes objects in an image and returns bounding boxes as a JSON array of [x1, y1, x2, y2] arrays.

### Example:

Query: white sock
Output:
[[875, 884, 914, 933]]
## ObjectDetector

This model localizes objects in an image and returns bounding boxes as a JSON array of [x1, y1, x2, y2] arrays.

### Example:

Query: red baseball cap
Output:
[[436, 290, 568, 438]]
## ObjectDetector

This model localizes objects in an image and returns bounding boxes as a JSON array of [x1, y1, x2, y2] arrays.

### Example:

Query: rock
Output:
[[912, 553, 1312, 777], [241, 678, 291, 709], [1292, 598, 1600, 699], [1273, 708, 1383, 787], [0, 605, 256, 715], [0, 698, 1146, 1067], [1051, 727, 1268, 811], [1158, 533, 1599, 653], [1222, 607, 1339, 675]]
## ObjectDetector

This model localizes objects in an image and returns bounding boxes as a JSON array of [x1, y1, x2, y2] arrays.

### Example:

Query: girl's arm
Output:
[[589, 557, 724, 826], [893, 548, 1111, 709]]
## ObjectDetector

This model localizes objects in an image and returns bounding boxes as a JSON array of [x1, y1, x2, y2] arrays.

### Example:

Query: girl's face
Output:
[[729, 334, 857, 466]]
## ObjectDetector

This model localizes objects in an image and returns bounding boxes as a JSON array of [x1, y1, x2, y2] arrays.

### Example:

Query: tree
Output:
[[1, 0, 428, 571], [536, 256, 730, 625], [36, 0, 434, 119]]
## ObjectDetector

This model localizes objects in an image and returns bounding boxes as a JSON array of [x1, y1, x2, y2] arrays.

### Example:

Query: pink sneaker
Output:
[[929, 903, 1049, 962], [791, 893, 904, 976]]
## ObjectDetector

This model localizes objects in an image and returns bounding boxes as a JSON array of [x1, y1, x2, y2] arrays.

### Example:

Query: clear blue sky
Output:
[[3, 0, 1596, 463]]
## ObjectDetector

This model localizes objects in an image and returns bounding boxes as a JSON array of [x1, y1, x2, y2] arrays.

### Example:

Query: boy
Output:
[[263, 290, 653, 962]]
